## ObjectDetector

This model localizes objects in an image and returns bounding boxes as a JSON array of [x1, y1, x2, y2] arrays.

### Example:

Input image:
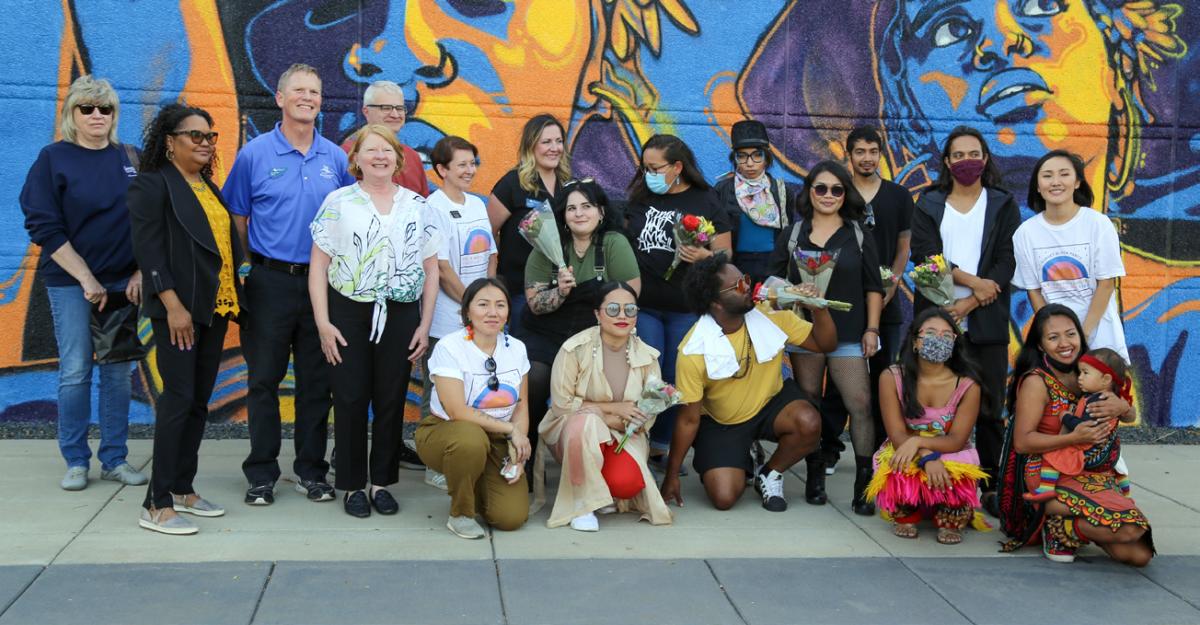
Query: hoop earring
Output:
[[166, 149, 175, 161]]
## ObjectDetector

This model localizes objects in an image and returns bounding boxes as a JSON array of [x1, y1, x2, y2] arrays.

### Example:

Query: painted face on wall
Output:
[[896, 0, 1116, 162], [347, 0, 593, 177]]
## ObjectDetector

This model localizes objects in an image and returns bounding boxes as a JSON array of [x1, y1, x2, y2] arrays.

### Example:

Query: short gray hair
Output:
[[60, 75, 120, 145], [276, 63, 321, 94], [363, 80, 404, 106]]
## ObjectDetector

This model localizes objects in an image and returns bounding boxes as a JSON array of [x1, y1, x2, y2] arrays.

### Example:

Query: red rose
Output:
[[681, 214, 701, 230]]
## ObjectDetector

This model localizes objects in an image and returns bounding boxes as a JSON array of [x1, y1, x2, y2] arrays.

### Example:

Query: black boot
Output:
[[805, 456, 828, 505], [851, 456, 876, 516]]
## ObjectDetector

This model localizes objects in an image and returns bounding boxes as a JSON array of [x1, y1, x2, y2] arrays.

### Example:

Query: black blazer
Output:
[[127, 166, 245, 326], [909, 186, 1020, 345]]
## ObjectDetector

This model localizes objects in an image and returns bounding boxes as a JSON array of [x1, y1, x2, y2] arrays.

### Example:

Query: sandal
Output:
[[936, 527, 963, 545], [893, 522, 918, 539]]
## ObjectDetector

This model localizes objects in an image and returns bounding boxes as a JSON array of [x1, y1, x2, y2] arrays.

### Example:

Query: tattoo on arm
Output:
[[527, 281, 565, 314]]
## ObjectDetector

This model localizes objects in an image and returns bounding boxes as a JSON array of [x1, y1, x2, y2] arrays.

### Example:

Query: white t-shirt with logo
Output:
[[1013, 207, 1128, 360], [427, 328, 530, 422], [940, 189, 987, 330], [426, 189, 497, 339]]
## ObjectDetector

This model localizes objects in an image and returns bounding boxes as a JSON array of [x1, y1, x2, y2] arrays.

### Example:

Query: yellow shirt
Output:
[[191, 182, 240, 317], [675, 307, 811, 425]]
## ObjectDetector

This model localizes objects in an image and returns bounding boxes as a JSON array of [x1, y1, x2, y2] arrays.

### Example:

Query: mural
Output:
[[1, 0, 1194, 427]]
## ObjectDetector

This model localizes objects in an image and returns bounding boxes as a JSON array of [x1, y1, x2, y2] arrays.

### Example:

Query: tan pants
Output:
[[414, 416, 529, 530]]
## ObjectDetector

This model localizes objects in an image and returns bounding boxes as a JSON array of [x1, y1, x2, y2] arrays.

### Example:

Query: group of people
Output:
[[21, 67, 1152, 566]]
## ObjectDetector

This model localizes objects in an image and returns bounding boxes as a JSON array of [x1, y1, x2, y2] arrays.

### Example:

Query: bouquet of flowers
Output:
[[908, 254, 956, 307], [753, 276, 852, 312], [793, 249, 840, 297], [517, 200, 566, 270], [614, 376, 683, 454], [663, 212, 717, 280], [880, 266, 898, 299]]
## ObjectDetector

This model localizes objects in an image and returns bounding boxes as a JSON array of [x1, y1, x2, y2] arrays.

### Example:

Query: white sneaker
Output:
[[61, 466, 88, 491], [425, 468, 447, 491], [447, 515, 486, 539], [754, 469, 788, 512], [570, 512, 599, 532], [139, 508, 198, 535], [597, 504, 617, 515]]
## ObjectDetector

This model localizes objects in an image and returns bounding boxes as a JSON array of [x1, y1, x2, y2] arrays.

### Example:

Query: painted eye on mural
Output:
[[444, 0, 508, 18], [932, 17, 975, 48], [1018, 0, 1066, 17]]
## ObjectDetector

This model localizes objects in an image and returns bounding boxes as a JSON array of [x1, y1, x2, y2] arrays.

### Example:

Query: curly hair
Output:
[[139, 104, 217, 179], [682, 253, 729, 316]]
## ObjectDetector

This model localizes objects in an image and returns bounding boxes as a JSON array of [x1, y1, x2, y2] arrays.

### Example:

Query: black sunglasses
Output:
[[811, 183, 845, 198], [77, 104, 114, 116], [562, 177, 595, 188], [484, 357, 499, 391], [603, 303, 639, 318], [171, 130, 219, 146]]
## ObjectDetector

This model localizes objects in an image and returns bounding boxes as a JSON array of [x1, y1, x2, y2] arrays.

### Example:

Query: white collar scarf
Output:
[[682, 308, 787, 380]]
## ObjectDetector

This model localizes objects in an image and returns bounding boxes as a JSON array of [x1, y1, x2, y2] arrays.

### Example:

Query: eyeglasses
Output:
[[562, 177, 595, 188], [603, 303, 639, 318], [77, 104, 114, 116], [720, 274, 752, 294], [171, 130, 219, 145], [642, 163, 673, 174], [734, 150, 765, 164], [366, 104, 406, 113], [811, 183, 845, 198], [484, 357, 499, 391], [920, 329, 957, 341]]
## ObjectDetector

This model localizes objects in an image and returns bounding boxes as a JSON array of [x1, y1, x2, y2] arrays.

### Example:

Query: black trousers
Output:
[[144, 315, 228, 510], [967, 339, 1008, 492], [240, 265, 331, 485], [818, 322, 903, 456], [328, 291, 418, 491]]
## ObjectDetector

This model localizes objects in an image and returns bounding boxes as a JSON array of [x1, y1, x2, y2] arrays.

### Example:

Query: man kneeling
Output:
[[660, 255, 836, 511]]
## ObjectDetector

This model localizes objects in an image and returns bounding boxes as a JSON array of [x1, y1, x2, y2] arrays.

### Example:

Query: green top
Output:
[[524, 231, 639, 288]]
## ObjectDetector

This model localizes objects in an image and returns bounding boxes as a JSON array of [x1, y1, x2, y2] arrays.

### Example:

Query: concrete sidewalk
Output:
[[0, 440, 1197, 624]]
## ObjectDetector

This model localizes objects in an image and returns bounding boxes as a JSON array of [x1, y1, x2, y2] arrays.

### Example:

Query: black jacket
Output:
[[127, 166, 245, 325], [910, 186, 1019, 345], [713, 173, 799, 249]]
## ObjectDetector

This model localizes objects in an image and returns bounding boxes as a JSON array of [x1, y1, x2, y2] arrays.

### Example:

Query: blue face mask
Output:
[[645, 170, 671, 195]]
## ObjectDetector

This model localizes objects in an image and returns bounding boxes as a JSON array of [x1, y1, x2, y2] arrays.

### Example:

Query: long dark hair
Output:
[[934, 125, 1003, 192], [896, 308, 985, 420], [140, 104, 217, 179], [627, 134, 710, 204], [1026, 150, 1095, 213], [1006, 303, 1089, 415], [552, 179, 620, 250], [798, 160, 866, 222]]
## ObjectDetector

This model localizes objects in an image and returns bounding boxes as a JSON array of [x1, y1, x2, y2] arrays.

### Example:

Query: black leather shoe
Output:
[[851, 465, 876, 516], [805, 458, 828, 505], [343, 490, 371, 518], [371, 488, 399, 515]]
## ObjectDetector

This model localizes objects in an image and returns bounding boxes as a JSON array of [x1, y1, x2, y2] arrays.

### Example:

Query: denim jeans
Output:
[[46, 280, 133, 470], [637, 308, 699, 451]]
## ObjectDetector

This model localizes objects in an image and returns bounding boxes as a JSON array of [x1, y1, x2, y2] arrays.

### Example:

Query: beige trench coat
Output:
[[531, 327, 673, 527]]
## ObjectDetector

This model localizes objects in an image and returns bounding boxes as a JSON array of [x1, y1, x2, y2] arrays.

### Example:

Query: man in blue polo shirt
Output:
[[225, 63, 355, 506]]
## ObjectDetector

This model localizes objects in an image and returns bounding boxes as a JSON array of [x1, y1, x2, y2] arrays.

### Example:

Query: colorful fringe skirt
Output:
[[867, 442, 986, 513]]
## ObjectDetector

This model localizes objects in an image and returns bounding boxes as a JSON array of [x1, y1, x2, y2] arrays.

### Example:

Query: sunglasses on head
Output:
[[77, 104, 114, 116], [562, 177, 595, 188], [171, 130, 219, 146], [603, 303, 639, 318], [720, 274, 752, 294], [811, 183, 845, 198], [484, 357, 499, 391]]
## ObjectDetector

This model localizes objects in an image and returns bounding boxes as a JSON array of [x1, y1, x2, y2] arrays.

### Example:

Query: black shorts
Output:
[[691, 378, 811, 475]]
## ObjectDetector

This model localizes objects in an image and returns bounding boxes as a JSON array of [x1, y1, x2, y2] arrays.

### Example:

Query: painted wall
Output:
[[1, 0, 1195, 427]]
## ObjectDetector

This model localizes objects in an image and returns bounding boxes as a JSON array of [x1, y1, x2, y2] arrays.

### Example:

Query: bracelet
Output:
[[916, 452, 942, 468], [864, 327, 879, 335]]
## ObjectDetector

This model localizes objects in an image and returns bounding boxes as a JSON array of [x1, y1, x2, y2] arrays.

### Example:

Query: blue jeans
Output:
[[507, 292, 528, 338], [637, 308, 699, 451], [46, 280, 133, 470]]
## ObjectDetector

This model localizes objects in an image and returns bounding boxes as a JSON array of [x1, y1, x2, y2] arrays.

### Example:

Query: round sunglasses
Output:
[[811, 183, 845, 198], [602, 303, 639, 318]]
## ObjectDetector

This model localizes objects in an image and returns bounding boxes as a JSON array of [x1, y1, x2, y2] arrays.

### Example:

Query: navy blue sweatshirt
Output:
[[20, 141, 138, 287]]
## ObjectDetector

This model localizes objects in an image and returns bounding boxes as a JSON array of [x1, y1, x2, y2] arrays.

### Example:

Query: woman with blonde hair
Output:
[[20, 75, 145, 491]]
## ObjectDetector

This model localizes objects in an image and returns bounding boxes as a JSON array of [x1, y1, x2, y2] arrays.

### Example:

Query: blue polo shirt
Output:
[[224, 123, 355, 263]]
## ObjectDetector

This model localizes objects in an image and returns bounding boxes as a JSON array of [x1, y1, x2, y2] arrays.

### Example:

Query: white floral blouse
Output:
[[310, 183, 439, 342]]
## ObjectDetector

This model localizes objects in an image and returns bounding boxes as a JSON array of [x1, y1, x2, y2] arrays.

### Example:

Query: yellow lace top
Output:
[[191, 182, 240, 317]]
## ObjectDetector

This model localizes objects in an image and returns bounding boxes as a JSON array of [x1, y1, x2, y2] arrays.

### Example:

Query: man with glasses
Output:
[[341, 80, 429, 197], [661, 255, 836, 512], [225, 63, 356, 506], [713, 120, 798, 285]]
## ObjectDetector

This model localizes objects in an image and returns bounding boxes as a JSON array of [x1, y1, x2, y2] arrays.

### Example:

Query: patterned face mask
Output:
[[918, 334, 955, 363]]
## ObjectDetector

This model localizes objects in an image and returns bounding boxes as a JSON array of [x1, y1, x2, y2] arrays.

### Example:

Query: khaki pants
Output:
[[414, 416, 528, 530]]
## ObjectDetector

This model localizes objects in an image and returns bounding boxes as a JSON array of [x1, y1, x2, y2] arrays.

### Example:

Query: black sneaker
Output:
[[295, 479, 335, 502], [370, 488, 399, 515], [343, 490, 371, 518], [244, 482, 275, 506], [398, 441, 425, 470], [755, 468, 788, 512]]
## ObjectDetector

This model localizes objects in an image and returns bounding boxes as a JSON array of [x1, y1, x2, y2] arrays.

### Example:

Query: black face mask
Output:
[[1042, 352, 1076, 374]]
